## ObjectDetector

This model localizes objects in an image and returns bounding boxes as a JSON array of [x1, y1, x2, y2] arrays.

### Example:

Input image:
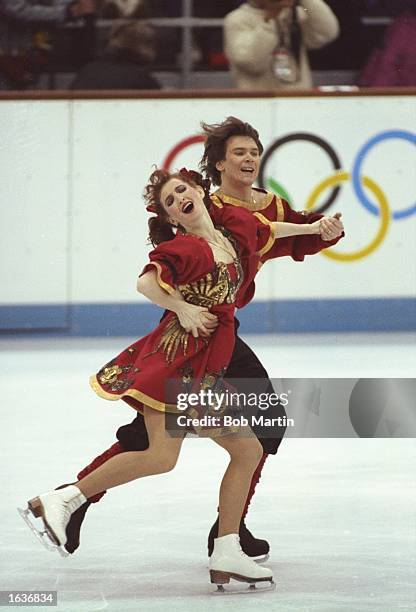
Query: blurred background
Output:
[[0, 0, 415, 338], [0, 0, 415, 91]]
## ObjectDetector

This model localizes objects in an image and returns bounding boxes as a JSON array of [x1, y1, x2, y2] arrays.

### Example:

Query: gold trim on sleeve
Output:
[[257, 229, 275, 258], [253, 212, 276, 258], [148, 261, 175, 294], [253, 211, 271, 226], [276, 196, 285, 222]]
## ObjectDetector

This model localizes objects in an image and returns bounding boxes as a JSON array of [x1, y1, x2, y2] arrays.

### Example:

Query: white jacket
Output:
[[224, 0, 339, 90]]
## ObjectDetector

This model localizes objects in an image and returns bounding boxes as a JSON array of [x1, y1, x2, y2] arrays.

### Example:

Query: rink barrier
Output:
[[0, 298, 414, 336], [0, 87, 415, 101], [1, 90, 414, 335]]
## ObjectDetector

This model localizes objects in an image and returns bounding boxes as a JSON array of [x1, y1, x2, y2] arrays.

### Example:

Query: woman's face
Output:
[[160, 177, 206, 227]]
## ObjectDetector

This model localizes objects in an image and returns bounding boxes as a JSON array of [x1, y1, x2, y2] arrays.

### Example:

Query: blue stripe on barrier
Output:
[[1, 298, 415, 335], [0, 304, 69, 330]]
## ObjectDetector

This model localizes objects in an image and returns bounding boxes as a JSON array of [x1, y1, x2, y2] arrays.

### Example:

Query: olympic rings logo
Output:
[[162, 130, 416, 263]]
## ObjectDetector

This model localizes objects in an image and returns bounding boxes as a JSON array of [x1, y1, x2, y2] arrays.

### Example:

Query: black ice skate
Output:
[[208, 517, 270, 562], [209, 534, 275, 595]]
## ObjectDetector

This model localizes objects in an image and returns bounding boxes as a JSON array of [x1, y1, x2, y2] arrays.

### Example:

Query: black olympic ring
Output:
[[258, 133, 342, 214]]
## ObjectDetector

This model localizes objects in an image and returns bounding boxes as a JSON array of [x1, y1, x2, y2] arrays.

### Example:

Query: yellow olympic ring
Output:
[[304, 171, 391, 262]]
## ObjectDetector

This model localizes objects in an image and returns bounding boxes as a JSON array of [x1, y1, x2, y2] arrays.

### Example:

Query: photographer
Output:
[[224, 0, 339, 90]]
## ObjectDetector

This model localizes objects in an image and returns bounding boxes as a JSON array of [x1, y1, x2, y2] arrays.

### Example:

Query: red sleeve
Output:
[[261, 199, 344, 263], [140, 235, 211, 293], [210, 201, 273, 258]]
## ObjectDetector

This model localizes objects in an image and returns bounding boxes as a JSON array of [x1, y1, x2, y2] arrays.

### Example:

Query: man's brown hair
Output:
[[199, 117, 264, 186]]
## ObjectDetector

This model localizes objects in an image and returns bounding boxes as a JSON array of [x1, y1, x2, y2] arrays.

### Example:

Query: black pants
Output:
[[117, 325, 286, 455]]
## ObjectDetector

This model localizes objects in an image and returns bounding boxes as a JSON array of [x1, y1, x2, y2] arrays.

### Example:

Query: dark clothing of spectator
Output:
[[0, 0, 73, 88], [360, 12, 416, 87], [70, 21, 159, 90], [70, 58, 160, 89], [0, 0, 95, 89]]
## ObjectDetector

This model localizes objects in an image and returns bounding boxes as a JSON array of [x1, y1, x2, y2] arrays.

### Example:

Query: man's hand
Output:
[[175, 303, 219, 339], [262, 0, 295, 22], [68, 0, 95, 19], [319, 212, 344, 241]]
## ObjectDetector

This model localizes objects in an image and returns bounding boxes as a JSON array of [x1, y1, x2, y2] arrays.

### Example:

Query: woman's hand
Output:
[[319, 212, 344, 241], [175, 302, 219, 338]]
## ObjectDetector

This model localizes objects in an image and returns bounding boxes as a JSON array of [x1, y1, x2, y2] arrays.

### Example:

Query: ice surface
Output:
[[1, 334, 415, 611]]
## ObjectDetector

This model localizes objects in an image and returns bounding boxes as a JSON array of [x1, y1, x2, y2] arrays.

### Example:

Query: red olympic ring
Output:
[[161, 134, 205, 171]]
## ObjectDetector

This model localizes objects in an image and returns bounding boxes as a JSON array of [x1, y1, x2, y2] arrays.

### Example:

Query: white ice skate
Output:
[[209, 533, 276, 594], [18, 485, 87, 557]]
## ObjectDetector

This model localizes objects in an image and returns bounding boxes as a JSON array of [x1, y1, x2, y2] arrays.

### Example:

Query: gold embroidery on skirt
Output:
[[154, 317, 197, 364], [99, 365, 123, 384]]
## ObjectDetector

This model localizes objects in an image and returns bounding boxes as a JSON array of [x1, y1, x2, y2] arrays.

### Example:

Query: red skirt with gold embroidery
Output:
[[89, 305, 236, 415]]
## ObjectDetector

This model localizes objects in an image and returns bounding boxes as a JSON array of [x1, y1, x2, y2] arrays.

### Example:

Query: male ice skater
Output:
[[60, 117, 343, 559]]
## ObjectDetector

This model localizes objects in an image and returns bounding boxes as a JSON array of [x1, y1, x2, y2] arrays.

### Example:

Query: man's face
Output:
[[216, 136, 261, 187]]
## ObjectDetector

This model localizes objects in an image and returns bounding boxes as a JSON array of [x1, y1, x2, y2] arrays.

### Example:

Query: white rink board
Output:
[[266, 96, 416, 298], [0, 101, 70, 304], [0, 96, 415, 305]]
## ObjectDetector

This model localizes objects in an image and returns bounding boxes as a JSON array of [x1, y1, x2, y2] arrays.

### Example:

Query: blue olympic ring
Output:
[[352, 130, 416, 220]]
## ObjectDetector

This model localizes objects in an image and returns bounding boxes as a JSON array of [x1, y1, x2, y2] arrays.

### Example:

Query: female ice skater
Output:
[[63, 117, 344, 562], [20, 167, 338, 591]]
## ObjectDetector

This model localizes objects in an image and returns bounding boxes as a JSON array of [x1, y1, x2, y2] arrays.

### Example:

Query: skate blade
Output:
[[17, 507, 69, 558], [212, 579, 276, 595]]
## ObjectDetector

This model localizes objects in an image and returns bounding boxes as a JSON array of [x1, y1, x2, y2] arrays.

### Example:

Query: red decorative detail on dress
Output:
[[77, 442, 123, 503], [242, 452, 268, 518]]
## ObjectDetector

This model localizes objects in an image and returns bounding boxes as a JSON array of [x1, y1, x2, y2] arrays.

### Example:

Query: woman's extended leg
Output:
[[212, 433, 263, 537], [23, 407, 183, 548], [76, 407, 184, 499]]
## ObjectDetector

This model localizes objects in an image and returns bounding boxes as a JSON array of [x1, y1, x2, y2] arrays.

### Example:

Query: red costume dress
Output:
[[89, 204, 272, 436], [211, 187, 337, 265]]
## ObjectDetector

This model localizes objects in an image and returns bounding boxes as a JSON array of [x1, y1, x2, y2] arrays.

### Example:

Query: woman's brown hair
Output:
[[144, 168, 211, 246]]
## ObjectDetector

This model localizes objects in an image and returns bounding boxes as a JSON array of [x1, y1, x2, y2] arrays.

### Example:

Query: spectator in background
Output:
[[359, 9, 416, 87], [0, 0, 95, 89], [224, 0, 339, 90], [70, 21, 160, 90], [192, 0, 243, 69]]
